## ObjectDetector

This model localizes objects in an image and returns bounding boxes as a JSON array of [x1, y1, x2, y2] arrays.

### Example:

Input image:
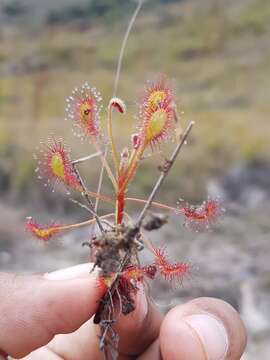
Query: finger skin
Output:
[[23, 347, 62, 360], [159, 297, 247, 360], [115, 289, 163, 357], [138, 339, 161, 360], [0, 272, 104, 358], [46, 287, 163, 360], [0, 350, 8, 359]]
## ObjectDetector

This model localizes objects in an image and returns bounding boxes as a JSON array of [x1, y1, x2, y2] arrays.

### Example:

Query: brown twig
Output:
[[95, 147, 108, 214], [72, 163, 104, 233], [136, 121, 195, 227], [72, 151, 102, 165]]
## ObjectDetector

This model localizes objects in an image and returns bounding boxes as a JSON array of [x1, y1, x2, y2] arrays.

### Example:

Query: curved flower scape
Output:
[[109, 97, 127, 114]]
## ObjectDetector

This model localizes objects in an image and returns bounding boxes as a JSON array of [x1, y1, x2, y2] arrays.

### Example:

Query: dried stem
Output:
[[92, 137, 118, 191], [55, 213, 114, 232], [83, 189, 186, 216], [72, 151, 102, 165], [136, 121, 195, 227], [95, 147, 108, 213], [69, 198, 94, 213], [90, 149, 108, 255], [125, 196, 183, 214], [69, 199, 114, 230], [72, 163, 104, 233]]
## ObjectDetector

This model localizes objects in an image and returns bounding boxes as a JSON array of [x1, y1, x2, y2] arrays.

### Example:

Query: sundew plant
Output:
[[26, 1, 224, 358]]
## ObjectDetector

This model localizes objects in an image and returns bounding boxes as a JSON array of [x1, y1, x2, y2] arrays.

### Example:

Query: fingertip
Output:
[[191, 297, 247, 358], [161, 319, 206, 359], [160, 297, 247, 360]]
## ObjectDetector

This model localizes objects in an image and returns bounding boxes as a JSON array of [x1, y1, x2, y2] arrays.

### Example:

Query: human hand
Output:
[[0, 263, 247, 359]]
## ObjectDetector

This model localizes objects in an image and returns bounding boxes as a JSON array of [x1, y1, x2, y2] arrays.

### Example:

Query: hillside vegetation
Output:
[[0, 0, 270, 207]]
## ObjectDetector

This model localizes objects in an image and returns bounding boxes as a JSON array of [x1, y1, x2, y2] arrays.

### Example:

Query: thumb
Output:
[[0, 263, 103, 359]]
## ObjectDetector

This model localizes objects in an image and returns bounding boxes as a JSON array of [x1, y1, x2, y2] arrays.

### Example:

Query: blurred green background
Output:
[[1, 0, 269, 205], [0, 1, 270, 358]]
